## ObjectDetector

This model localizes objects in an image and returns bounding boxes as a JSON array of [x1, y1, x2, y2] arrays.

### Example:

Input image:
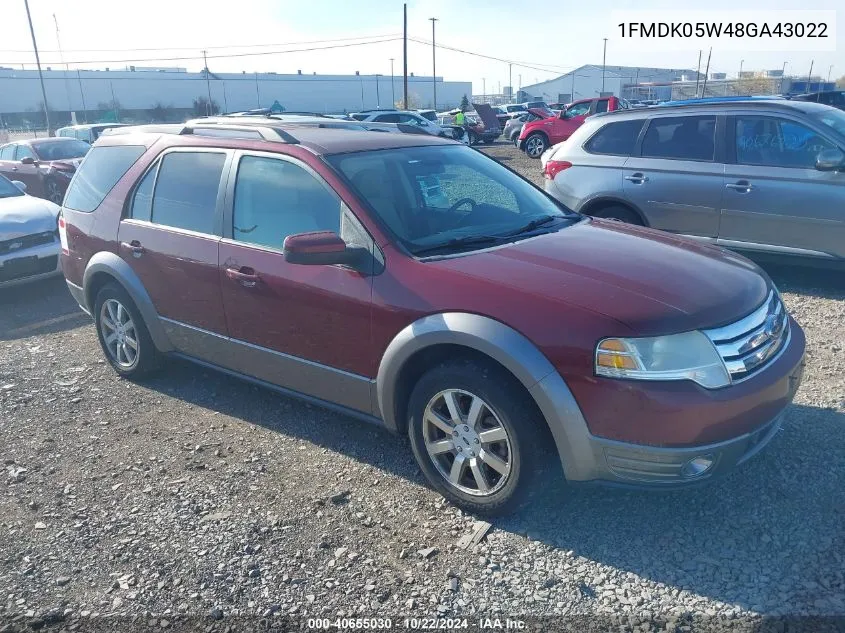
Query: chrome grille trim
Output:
[[703, 290, 790, 382]]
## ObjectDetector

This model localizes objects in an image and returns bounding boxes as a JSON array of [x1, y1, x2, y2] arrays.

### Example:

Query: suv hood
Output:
[[432, 219, 770, 335], [0, 195, 60, 241]]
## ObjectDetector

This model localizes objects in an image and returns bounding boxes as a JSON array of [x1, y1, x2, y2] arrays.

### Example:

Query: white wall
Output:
[[0, 69, 472, 116]]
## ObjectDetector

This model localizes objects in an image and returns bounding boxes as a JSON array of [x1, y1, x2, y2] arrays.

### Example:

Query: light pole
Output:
[[24, 0, 52, 135], [375, 74, 381, 109], [828, 65, 834, 84], [255, 72, 261, 108], [482, 77, 486, 98], [739, 59, 744, 93], [389, 58, 395, 106], [429, 18, 438, 111], [601, 38, 608, 94], [780, 61, 787, 94], [508, 63, 512, 99]]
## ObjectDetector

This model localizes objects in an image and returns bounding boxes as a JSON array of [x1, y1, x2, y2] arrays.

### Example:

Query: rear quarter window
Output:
[[63, 145, 146, 213], [584, 119, 644, 156]]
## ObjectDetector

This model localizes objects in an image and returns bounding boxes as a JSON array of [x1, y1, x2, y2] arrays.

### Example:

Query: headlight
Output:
[[595, 331, 730, 389]]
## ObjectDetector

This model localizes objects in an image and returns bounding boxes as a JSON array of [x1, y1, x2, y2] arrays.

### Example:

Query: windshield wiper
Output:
[[413, 234, 502, 256], [501, 214, 560, 237]]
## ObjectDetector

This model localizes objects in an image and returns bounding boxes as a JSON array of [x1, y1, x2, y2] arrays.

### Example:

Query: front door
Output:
[[551, 100, 591, 143], [719, 114, 845, 260], [217, 151, 375, 414], [623, 114, 724, 238], [117, 148, 231, 361], [0, 145, 43, 196]]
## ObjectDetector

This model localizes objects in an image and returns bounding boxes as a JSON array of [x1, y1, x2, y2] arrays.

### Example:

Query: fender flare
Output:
[[375, 313, 595, 480], [82, 252, 174, 352]]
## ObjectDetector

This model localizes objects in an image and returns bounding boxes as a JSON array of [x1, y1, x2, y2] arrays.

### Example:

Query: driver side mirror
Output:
[[283, 231, 369, 271], [20, 156, 37, 165], [815, 149, 845, 172], [11, 180, 27, 193]]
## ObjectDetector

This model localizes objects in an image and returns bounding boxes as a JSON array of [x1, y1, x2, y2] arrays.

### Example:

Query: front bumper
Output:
[[0, 240, 62, 288]]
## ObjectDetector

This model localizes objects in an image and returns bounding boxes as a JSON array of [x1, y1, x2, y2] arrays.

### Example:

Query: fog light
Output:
[[681, 455, 715, 478]]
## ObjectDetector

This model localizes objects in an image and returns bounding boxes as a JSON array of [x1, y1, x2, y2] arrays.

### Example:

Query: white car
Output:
[[350, 110, 447, 137], [0, 175, 62, 288]]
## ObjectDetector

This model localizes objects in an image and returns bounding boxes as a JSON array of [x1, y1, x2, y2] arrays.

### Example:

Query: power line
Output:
[[407, 37, 572, 75], [0, 37, 403, 67], [0, 33, 402, 54]]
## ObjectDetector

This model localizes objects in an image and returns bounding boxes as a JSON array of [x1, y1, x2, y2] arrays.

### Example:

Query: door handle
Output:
[[725, 181, 755, 192], [624, 173, 649, 184], [226, 266, 259, 288], [120, 240, 145, 258]]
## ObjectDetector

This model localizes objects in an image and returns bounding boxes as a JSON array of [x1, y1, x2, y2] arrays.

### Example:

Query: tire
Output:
[[523, 133, 548, 158], [468, 132, 478, 146], [511, 134, 520, 147], [593, 205, 643, 225], [94, 283, 160, 378], [45, 179, 64, 205], [407, 358, 550, 516]]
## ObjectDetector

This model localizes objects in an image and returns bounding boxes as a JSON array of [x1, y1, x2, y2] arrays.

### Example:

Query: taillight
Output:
[[58, 215, 69, 255], [543, 160, 572, 180]]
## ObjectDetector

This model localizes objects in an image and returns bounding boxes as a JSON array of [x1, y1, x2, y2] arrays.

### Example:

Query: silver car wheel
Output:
[[46, 180, 63, 205], [99, 298, 139, 369], [525, 135, 546, 158], [422, 389, 512, 497]]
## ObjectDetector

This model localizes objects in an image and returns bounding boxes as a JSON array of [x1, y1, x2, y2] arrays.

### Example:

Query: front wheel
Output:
[[407, 359, 549, 516], [523, 133, 547, 158], [593, 205, 643, 225], [45, 179, 64, 205]]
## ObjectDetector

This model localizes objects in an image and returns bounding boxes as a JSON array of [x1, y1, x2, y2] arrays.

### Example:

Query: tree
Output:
[[148, 102, 173, 122], [837, 75, 845, 89], [192, 96, 220, 117], [395, 93, 422, 110], [459, 94, 470, 111], [734, 76, 776, 96]]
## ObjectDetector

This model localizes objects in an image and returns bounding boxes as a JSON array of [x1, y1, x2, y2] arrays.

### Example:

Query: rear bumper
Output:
[[0, 241, 62, 288]]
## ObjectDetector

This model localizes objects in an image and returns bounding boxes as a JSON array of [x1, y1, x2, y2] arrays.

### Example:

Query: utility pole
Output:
[[389, 58, 395, 106], [701, 47, 712, 97], [76, 69, 87, 123], [571, 72, 575, 101], [634, 68, 639, 99], [53, 13, 73, 121], [429, 18, 438, 111], [375, 74, 381, 109], [24, 0, 52, 135], [739, 59, 744, 94], [109, 81, 119, 122], [202, 50, 212, 115], [403, 3, 408, 110], [828, 65, 834, 83], [807, 60, 814, 91], [360, 74, 365, 109], [482, 78, 486, 98], [508, 63, 512, 98], [781, 61, 788, 94], [601, 38, 608, 94], [255, 72, 261, 108], [695, 50, 702, 98]]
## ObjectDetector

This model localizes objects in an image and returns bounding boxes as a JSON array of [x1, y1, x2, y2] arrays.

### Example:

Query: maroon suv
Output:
[[60, 121, 805, 515]]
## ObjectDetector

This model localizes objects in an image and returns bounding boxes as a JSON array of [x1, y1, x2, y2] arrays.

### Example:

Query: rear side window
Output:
[[0, 145, 14, 160], [63, 145, 146, 213], [641, 116, 716, 161], [585, 120, 644, 156], [146, 152, 225, 234], [595, 99, 609, 114]]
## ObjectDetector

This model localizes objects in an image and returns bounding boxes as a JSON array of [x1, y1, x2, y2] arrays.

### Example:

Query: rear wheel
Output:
[[523, 133, 547, 158], [407, 359, 549, 516], [593, 205, 643, 225], [94, 283, 160, 378], [45, 179, 63, 205]]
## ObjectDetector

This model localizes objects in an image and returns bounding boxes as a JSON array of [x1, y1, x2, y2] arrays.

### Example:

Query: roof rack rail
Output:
[[180, 120, 299, 143]]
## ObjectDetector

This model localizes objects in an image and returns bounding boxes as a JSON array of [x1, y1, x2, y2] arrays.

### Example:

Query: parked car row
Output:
[[48, 114, 807, 516]]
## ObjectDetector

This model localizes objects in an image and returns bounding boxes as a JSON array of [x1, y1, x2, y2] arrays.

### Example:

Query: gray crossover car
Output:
[[543, 99, 845, 264]]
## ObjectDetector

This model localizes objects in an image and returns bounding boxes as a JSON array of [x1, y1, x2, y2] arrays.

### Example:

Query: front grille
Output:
[[0, 255, 58, 282], [0, 231, 55, 256], [703, 290, 789, 382]]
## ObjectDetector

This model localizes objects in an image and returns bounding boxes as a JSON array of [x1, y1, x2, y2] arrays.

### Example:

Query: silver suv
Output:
[[350, 109, 446, 137], [543, 100, 845, 264]]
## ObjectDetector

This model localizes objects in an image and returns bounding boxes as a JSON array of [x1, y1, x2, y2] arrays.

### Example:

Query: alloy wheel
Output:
[[47, 180, 63, 205], [99, 298, 139, 369], [422, 389, 513, 496], [525, 136, 545, 158]]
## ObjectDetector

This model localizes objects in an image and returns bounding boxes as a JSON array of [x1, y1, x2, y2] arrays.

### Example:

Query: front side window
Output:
[[232, 156, 341, 250], [16, 145, 37, 161], [328, 145, 576, 256], [63, 145, 146, 213], [585, 119, 644, 156], [641, 115, 716, 161], [564, 102, 591, 119], [148, 152, 225, 233], [735, 116, 836, 168], [374, 113, 401, 123], [31, 140, 90, 161], [812, 108, 845, 137]]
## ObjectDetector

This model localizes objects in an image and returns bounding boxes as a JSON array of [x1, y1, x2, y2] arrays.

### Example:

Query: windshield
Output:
[[328, 144, 576, 256], [419, 111, 437, 122], [33, 140, 90, 161], [0, 175, 25, 198], [814, 109, 845, 137]]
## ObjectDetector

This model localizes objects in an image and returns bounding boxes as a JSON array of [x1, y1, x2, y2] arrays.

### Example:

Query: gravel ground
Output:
[[1, 142, 844, 632]]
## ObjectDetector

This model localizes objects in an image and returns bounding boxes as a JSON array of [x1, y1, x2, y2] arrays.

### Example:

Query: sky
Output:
[[0, 0, 841, 93]]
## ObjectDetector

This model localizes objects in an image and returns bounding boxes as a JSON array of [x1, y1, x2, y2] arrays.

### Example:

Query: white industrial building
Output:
[[517, 65, 701, 103], [0, 67, 472, 127]]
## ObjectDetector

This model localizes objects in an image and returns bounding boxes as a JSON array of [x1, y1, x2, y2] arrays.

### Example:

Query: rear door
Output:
[[719, 113, 845, 259], [216, 151, 375, 413], [0, 144, 19, 182], [622, 114, 725, 238], [117, 148, 231, 361]]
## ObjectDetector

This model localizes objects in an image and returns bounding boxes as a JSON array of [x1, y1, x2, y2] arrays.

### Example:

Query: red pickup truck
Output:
[[518, 96, 628, 158]]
